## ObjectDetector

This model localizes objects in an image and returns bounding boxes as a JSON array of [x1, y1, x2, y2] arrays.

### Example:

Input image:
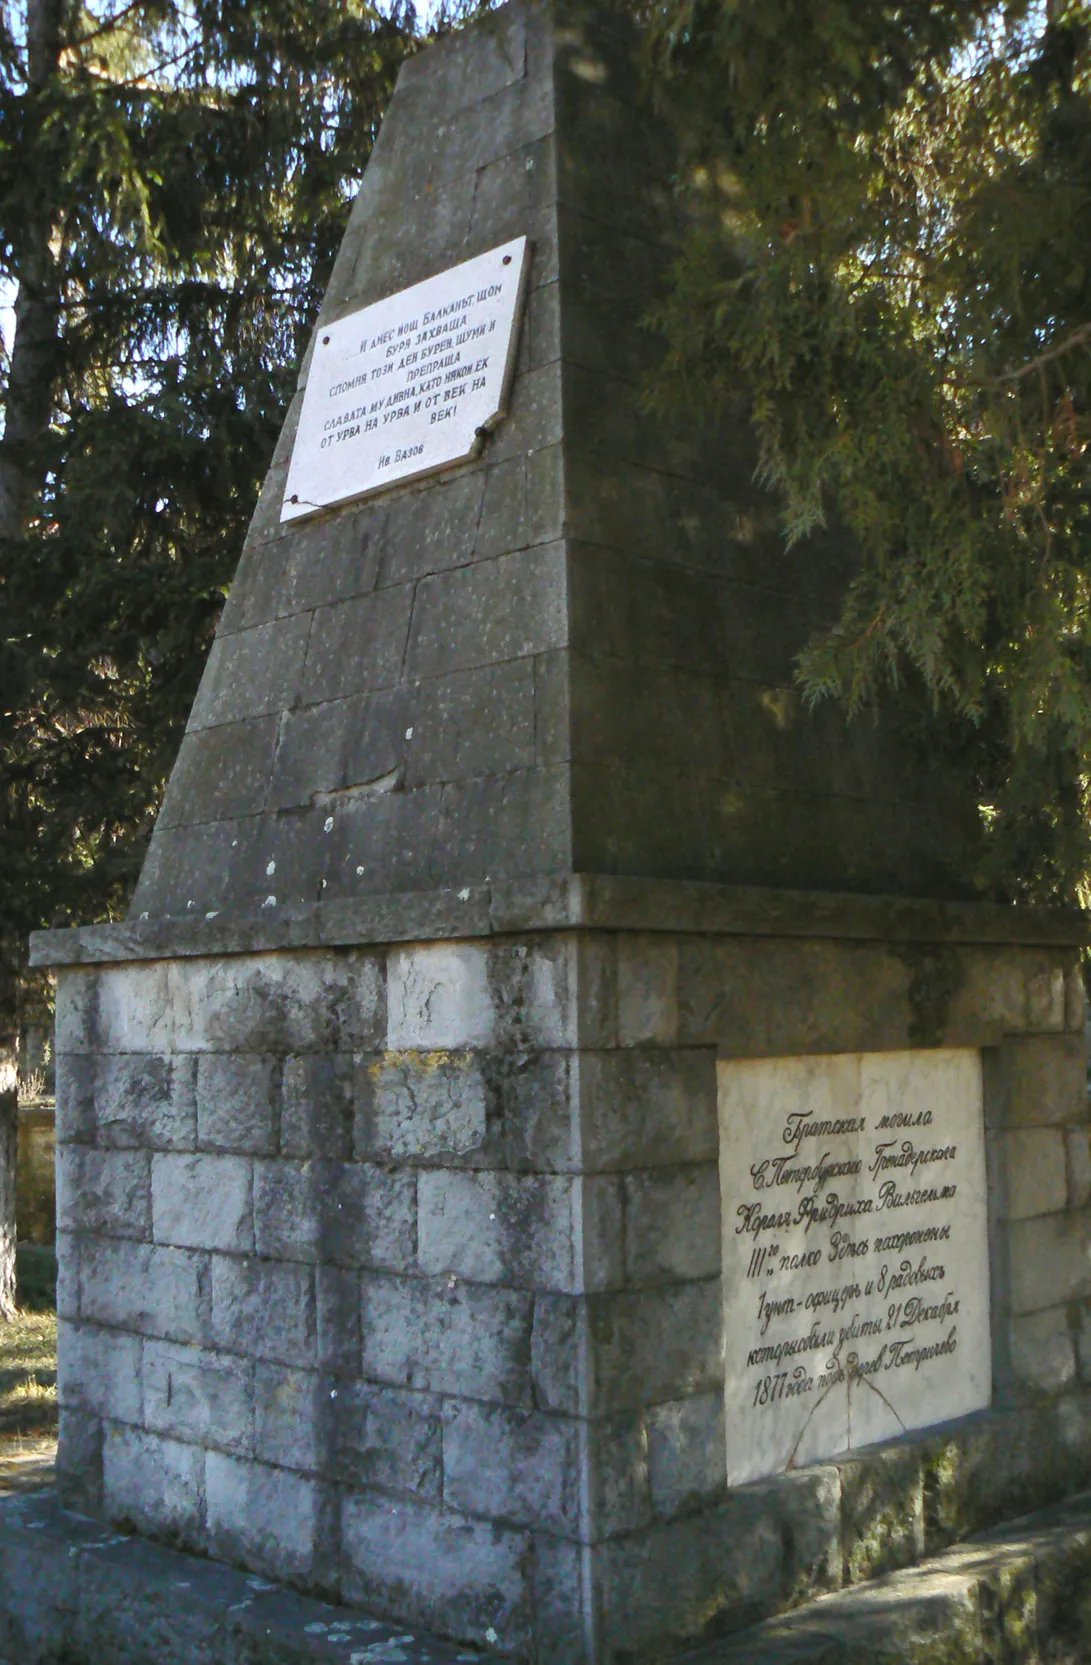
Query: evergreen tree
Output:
[[0, 0, 415, 1314], [642, 0, 1091, 905]]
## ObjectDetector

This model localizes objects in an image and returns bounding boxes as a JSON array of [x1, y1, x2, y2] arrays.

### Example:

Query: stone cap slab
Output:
[[29, 873, 1089, 967]]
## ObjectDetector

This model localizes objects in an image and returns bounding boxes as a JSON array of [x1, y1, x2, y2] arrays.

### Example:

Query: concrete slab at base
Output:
[[0, 1488, 473, 1665], [681, 1490, 1091, 1665], [6, 1485, 1091, 1665]]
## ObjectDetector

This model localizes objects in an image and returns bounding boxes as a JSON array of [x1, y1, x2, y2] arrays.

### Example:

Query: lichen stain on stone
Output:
[[367, 1049, 473, 1076], [922, 1437, 964, 1548]]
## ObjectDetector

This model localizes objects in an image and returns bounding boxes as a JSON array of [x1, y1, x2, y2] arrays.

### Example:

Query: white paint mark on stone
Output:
[[324, 817, 335, 833], [405, 727, 413, 739], [262, 895, 277, 908], [458, 887, 470, 900], [266, 860, 276, 876], [356, 866, 365, 875]]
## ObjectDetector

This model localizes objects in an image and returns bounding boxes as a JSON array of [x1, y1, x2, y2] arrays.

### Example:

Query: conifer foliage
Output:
[[0, 0, 414, 1311], [644, 0, 1091, 903]]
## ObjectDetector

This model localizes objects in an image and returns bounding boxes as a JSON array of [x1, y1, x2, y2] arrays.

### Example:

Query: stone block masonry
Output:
[[41, 892, 1091, 1663]]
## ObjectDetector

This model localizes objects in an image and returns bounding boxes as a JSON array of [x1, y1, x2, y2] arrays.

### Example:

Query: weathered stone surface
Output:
[[143, 1342, 255, 1457], [417, 1168, 620, 1292], [340, 1490, 531, 1653], [206, 1453, 336, 1591], [988, 1126, 1068, 1220], [56, 1053, 198, 1150], [336, 1381, 444, 1500], [623, 1164, 720, 1284], [253, 1161, 416, 1271], [153, 1153, 254, 1253], [102, 1424, 206, 1550], [59, 953, 384, 1056], [281, 1055, 355, 1160], [360, 1273, 534, 1406], [442, 1400, 581, 1534], [1009, 1307, 1076, 1394], [188, 614, 312, 732], [1069, 1126, 1091, 1209], [196, 1055, 279, 1155], [616, 932, 679, 1046], [577, 1048, 718, 1170], [210, 1257, 316, 1368], [56, 1146, 150, 1239], [838, 1446, 924, 1586], [532, 1280, 724, 1417], [989, 1032, 1087, 1128], [1008, 1211, 1091, 1313], [315, 1266, 361, 1376], [78, 1237, 207, 1343], [354, 1050, 489, 1163], [645, 1392, 727, 1520], [58, 1322, 143, 1424]]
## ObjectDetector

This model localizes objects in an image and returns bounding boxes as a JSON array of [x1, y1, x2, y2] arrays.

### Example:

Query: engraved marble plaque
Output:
[[281, 236, 530, 522], [719, 1049, 990, 1486]]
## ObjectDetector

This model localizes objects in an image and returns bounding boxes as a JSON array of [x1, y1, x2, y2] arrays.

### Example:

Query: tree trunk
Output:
[[0, 0, 66, 1316], [0, 0, 63, 540], [0, 954, 19, 1321]]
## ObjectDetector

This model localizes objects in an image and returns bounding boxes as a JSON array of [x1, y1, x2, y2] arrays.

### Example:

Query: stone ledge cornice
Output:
[[28, 872, 1089, 967]]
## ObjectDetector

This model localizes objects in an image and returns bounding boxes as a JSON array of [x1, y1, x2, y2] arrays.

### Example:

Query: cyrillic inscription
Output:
[[719, 1049, 989, 1485], [281, 236, 530, 521]]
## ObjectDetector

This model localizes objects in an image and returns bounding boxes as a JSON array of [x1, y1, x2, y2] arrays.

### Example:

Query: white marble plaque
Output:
[[719, 1049, 990, 1486], [281, 236, 531, 522]]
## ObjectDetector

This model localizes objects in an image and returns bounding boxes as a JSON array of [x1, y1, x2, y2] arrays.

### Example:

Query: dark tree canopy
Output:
[[641, 0, 1091, 904]]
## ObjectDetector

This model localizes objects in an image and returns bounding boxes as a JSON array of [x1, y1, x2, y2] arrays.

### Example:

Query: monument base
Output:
[[32, 876, 1091, 1661]]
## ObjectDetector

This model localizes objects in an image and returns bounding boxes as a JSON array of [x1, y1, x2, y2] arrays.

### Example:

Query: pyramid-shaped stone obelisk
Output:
[[130, 0, 982, 924]]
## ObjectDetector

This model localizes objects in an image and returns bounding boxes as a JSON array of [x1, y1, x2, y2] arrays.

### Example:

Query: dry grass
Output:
[[0, 1276, 58, 1492]]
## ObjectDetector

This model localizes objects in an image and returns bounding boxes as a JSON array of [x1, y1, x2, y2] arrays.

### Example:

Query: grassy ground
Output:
[[0, 1247, 58, 1492]]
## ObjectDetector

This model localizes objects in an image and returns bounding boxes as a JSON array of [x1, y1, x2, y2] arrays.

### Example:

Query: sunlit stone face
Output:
[[718, 1049, 990, 1486]]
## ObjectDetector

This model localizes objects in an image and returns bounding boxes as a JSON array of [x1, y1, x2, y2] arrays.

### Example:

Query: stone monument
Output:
[[29, 2, 1091, 1660]]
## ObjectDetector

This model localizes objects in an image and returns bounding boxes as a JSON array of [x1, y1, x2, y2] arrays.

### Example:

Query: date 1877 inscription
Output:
[[719, 1049, 989, 1485], [281, 236, 530, 521]]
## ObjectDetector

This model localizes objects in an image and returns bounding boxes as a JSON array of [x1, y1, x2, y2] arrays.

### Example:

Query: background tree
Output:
[[642, 0, 1091, 905], [0, 0, 416, 1315]]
